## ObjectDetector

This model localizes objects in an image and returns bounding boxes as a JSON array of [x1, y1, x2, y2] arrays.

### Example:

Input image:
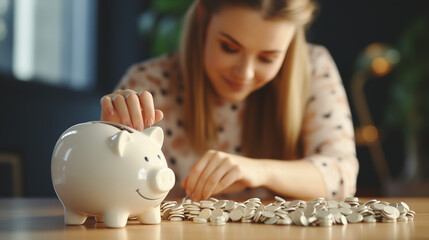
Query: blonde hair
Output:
[[180, 0, 316, 159]]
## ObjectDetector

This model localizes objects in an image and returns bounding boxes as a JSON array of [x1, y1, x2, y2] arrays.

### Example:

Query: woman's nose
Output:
[[233, 56, 255, 81]]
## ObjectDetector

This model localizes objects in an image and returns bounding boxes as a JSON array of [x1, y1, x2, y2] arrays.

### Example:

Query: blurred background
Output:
[[0, 0, 428, 198]]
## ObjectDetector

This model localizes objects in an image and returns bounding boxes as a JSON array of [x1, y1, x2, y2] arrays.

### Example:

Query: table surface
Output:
[[0, 197, 428, 240]]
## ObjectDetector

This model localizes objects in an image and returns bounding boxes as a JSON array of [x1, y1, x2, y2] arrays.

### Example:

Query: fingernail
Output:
[[124, 93, 131, 99], [137, 91, 143, 96], [147, 119, 154, 126]]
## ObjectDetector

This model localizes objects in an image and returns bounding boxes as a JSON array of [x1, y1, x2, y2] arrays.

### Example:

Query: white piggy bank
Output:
[[51, 121, 175, 228]]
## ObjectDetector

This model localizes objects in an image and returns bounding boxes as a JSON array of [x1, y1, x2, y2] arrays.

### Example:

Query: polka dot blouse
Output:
[[116, 44, 359, 200]]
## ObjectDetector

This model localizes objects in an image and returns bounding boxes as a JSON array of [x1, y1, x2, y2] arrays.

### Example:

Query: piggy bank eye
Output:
[[157, 154, 161, 160], [144, 156, 149, 162]]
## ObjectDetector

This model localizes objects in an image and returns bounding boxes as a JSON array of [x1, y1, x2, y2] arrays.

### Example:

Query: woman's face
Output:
[[204, 5, 296, 102]]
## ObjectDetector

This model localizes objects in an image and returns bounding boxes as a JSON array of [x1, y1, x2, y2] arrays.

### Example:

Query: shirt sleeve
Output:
[[302, 45, 359, 200]]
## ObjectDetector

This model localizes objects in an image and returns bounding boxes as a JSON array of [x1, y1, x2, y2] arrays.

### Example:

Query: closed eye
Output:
[[221, 42, 239, 53], [259, 56, 274, 63]]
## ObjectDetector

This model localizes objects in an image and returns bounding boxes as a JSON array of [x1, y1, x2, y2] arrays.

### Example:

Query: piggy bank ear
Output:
[[110, 130, 133, 157], [143, 127, 164, 148]]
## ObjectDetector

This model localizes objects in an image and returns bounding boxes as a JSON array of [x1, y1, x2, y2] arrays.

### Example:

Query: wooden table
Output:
[[0, 198, 428, 240]]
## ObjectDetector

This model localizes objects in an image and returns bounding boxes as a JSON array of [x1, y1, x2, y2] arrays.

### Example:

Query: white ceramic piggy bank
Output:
[[51, 121, 175, 228]]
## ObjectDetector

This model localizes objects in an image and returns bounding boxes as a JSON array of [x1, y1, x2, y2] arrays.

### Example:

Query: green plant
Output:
[[385, 14, 429, 139], [139, 0, 194, 57], [384, 14, 429, 179]]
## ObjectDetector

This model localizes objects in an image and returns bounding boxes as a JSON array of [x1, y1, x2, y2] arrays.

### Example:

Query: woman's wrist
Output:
[[241, 156, 268, 189]]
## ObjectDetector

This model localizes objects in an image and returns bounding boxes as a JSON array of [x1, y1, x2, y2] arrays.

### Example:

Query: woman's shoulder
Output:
[[306, 43, 340, 80], [128, 52, 179, 75], [116, 52, 181, 91], [307, 43, 335, 66]]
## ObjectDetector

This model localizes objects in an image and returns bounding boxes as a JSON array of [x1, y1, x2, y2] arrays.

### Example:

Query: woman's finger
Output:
[[191, 153, 225, 201], [184, 150, 215, 196], [200, 158, 235, 200], [100, 96, 115, 117], [138, 91, 155, 126], [111, 94, 132, 127], [125, 92, 144, 131], [212, 166, 241, 196], [154, 109, 164, 123]]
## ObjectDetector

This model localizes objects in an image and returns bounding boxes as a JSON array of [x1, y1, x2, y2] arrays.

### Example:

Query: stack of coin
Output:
[[381, 205, 400, 223], [314, 210, 333, 226], [183, 200, 201, 220], [168, 202, 185, 222], [344, 197, 360, 208], [161, 201, 178, 220], [192, 217, 207, 224], [370, 203, 388, 222], [210, 215, 226, 226], [407, 210, 416, 221], [159, 197, 415, 227]]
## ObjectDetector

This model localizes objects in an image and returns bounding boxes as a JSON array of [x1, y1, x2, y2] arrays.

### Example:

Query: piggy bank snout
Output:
[[152, 168, 175, 193]]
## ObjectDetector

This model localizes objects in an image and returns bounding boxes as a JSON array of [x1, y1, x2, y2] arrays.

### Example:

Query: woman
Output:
[[100, 0, 359, 201]]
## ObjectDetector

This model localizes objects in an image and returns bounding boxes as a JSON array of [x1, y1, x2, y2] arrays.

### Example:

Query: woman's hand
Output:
[[100, 89, 164, 131], [181, 150, 265, 202]]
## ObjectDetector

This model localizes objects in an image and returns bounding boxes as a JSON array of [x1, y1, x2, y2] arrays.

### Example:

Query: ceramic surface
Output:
[[51, 121, 175, 228]]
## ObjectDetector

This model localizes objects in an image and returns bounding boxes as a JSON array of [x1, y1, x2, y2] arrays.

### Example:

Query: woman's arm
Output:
[[259, 159, 326, 199], [181, 150, 327, 201]]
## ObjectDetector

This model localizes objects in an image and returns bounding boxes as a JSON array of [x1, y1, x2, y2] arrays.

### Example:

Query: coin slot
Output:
[[91, 121, 134, 133]]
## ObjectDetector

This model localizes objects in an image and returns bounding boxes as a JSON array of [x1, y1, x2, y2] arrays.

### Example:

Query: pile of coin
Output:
[[160, 196, 415, 227]]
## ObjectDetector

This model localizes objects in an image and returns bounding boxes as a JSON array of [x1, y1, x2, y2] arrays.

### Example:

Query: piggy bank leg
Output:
[[103, 210, 129, 228], [138, 205, 161, 224], [64, 209, 87, 225]]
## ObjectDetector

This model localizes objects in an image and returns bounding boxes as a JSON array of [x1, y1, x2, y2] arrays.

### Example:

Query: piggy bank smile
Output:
[[136, 188, 165, 201]]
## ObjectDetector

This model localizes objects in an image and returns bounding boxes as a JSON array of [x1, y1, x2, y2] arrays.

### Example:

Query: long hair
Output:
[[180, 0, 316, 159]]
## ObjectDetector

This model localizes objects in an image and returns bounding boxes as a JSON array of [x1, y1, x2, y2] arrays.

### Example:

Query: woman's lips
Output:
[[224, 76, 247, 91]]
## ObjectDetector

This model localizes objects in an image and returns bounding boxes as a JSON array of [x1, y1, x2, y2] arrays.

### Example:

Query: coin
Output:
[[347, 212, 363, 223], [230, 208, 244, 221], [193, 217, 207, 223], [198, 209, 212, 220]]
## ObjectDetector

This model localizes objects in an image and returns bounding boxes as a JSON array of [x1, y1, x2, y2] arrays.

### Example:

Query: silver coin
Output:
[[340, 215, 348, 225], [264, 216, 278, 225], [198, 209, 212, 220], [214, 200, 227, 209], [382, 206, 400, 219], [212, 209, 224, 217], [229, 208, 244, 221], [169, 217, 183, 222], [299, 216, 309, 226], [347, 212, 363, 223], [193, 217, 207, 223], [276, 217, 292, 225], [363, 215, 376, 223], [339, 202, 351, 209], [275, 196, 286, 203], [400, 202, 410, 211], [345, 197, 359, 202]]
